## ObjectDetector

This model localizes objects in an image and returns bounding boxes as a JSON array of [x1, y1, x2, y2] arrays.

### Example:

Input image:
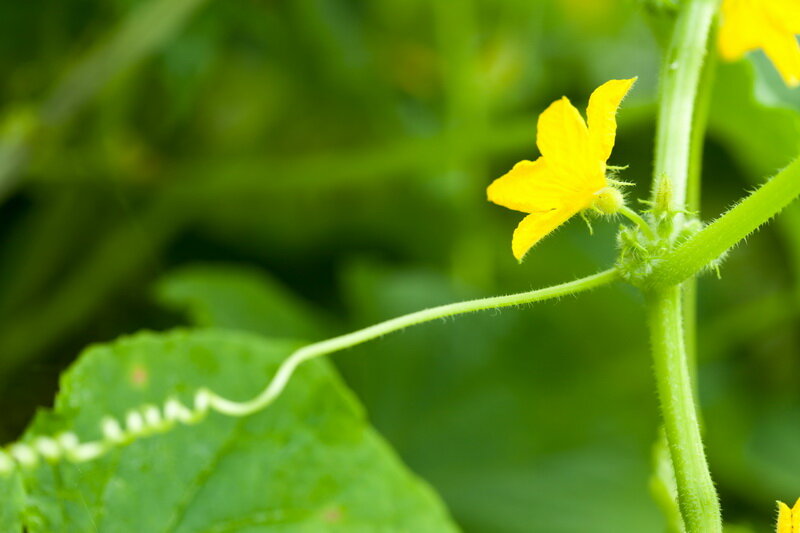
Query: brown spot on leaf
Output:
[[322, 505, 343, 524], [130, 365, 148, 387]]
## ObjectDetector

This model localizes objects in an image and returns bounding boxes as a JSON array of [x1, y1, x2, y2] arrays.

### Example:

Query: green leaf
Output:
[[0, 473, 24, 533], [706, 61, 800, 286], [708, 61, 800, 178], [155, 264, 328, 338], [7, 330, 457, 532]]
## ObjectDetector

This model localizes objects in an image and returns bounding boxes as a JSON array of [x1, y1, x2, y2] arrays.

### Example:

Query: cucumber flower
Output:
[[719, 0, 800, 87], [487, 78, 636, 261]]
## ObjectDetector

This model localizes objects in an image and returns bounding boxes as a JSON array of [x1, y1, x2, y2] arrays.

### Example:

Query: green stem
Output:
[[651, 0, 719, 214], [682, 280, 699, 393], [650, 156, 800, 289], [684, 24, 717, 395], [647, 287, 720, 532], [0, 269, 618, 472], [648, 0, 721, 531], [685, 36, 717, 217], [619, 205, 656, 240], [210, 268, 618, 416], [650, 431, 687, 533]]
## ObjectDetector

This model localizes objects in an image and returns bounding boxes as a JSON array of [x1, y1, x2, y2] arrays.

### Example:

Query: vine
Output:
[[0, 269, 618, 475]]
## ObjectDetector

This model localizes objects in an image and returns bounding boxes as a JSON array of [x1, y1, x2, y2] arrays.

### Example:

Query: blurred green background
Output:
[[1, 0, 799, 531]]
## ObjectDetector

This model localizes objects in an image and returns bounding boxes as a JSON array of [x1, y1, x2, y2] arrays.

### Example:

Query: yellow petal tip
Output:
[[777, 500, 795, 533]]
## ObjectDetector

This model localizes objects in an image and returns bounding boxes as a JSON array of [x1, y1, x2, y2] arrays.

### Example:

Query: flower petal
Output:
[[793, 498, 800, 531], [719, 0, 761, 60], [764, 0, 800, 36], [777, 501, 792, 533], [511, 204, 583, 260], [487, 157, 582, 213], [587, 77, 636, 163], [536, 96, 602, 189], [761, 27, 800, 87], [719, 0, 800, 87]]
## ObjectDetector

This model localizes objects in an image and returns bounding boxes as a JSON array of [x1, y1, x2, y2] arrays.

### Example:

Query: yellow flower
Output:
[[778, 498, 800, 533], [718, 0, 800, 87], [487, 78, 636, 261]]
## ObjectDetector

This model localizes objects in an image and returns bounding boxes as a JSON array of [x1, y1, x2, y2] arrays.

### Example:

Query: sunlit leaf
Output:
[[7, 330, 457, 532]]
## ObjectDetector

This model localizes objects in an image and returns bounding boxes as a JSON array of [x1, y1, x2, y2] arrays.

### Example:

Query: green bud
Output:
[[592, 187, 625, 215]]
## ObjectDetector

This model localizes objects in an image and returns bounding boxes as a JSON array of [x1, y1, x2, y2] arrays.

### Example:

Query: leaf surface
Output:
[[155, 264, 328, 338], [7, 330, 456, 532]]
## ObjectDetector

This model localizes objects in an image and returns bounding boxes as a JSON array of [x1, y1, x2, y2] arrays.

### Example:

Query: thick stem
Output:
[[651, 0, 719, 214], [648, 0, 721, 531], [647, 287, 721, 532], [683, 34, 717, 392]]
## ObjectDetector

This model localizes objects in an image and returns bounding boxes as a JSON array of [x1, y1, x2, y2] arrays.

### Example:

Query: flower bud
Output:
[[592, 187, 625, 215]]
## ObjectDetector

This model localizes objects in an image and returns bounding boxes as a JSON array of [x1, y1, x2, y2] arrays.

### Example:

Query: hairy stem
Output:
[[651, 0, 719, 213], [0, 269, 618, 472], [647, 287, 719, 532], [683, 33, 717, 391], [647, 0, 721, 531], [650, 156, 800, 289], [210, 268, 618, 416]]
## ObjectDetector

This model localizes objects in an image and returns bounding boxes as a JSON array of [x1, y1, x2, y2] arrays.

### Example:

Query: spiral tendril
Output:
[[0, 270, 616, 477], [0, 388, 219, 476]]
